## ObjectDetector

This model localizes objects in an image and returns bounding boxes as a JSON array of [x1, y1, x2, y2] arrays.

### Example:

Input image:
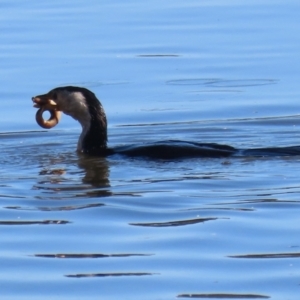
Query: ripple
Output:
[[0, 220, 70, 225], [34, 253, 152, 259], [229, 252, 300, 259], [130, 217, 223, 227], [6, 203, 105, 211], [65, 272, 157, 278], [137, 54, 179, 57], [166, 78, 278, 87], [177, 293, 270, 299]]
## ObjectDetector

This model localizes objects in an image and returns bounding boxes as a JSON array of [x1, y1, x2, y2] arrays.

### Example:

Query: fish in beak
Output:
[[32, 93, 61, 129]]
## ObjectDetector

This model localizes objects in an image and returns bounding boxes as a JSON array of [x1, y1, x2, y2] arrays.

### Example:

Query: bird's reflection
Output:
[[33, 151, 112, 205], [77, 153, 110, 188]]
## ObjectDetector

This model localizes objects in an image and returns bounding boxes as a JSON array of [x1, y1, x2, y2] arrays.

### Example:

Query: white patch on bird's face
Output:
[[55, 90, 91, 152]]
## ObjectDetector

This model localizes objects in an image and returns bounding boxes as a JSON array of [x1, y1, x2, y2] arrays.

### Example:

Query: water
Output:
[[1, 0, 300, 299]]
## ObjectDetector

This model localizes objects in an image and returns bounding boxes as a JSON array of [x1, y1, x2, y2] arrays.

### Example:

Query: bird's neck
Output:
[[57, 91, 108, 155], [79, 116, 107, 154]]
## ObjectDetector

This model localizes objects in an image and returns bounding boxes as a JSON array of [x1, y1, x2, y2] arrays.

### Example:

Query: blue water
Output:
[[1, 0, 300, 299]]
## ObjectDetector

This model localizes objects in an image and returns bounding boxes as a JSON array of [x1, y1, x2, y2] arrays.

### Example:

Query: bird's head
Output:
[[32, 86, 107, 154]]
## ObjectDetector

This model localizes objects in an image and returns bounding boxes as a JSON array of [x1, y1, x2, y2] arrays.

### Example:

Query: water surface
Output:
[[1, 1, 300, 299]]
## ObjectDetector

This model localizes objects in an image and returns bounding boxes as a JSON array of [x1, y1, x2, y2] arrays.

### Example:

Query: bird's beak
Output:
[[32, 93, 61, 129], [32, 94, 58, 110]]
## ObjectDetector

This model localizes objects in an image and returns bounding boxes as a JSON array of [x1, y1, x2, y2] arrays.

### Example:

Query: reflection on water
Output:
[[78, 155, 110, 187], [65, 272, 157, 278], [177, 293, 270, 299], [32, 150, 111, 199], [34, 253, 152, 258], [0, 220, 70, 225], [1, 0, 300, 299], [1, 128, 300, 299], [229, 253, 300, 259], [6, 203, 105, 211], [130, 217, 221, 227]]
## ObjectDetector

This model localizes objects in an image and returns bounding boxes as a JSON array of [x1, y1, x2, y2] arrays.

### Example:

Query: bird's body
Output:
[[32, 86, 300, 158]]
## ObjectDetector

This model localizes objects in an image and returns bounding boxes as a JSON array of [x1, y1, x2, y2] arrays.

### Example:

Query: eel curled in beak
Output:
[[32, 93, 61, 129]]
